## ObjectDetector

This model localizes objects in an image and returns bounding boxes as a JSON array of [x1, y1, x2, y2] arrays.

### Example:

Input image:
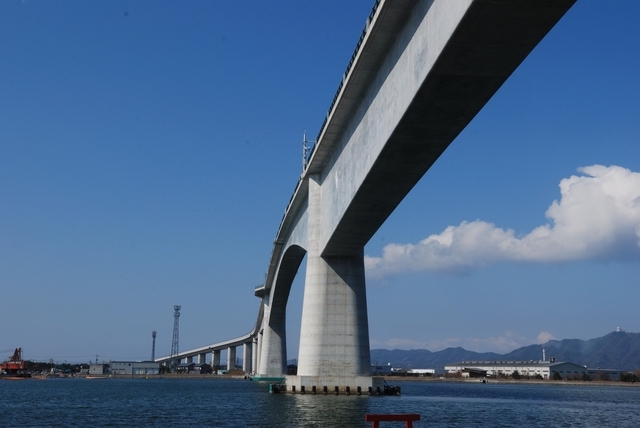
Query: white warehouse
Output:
[[444, 360, 588, 380]]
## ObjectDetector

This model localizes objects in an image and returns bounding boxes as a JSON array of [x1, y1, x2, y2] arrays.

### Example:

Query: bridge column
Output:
[[198, 353, 207, 365], [256, 301, 287, 379], [252, 336, 258, 375], [227, 346, 236, 371], [212, 350, 220, 371], [186, 356, 193, 364], [288, 174, 380, 392], [243, 342, 252, 374]]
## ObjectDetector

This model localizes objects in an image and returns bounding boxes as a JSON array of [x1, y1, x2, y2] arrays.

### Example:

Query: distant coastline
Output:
[[381, 375, 640, 387], [17, 373, 638, 388]]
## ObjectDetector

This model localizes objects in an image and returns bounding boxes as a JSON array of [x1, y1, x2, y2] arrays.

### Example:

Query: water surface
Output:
[[1, 378, 638, 427]]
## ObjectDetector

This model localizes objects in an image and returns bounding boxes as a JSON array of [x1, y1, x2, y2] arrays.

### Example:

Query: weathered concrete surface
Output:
[[296, 176, 371, 380], [319, 0, 578, 256]]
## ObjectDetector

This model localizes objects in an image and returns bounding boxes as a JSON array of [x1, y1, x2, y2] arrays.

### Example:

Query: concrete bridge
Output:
[[157, 0, 576, 391]]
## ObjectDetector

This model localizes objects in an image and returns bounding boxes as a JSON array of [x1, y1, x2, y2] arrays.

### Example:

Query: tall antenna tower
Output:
[[151, 331, 157, 362], [170, 305, 181, 372]]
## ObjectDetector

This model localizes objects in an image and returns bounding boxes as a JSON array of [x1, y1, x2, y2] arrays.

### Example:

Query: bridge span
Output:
[[155, 305, 262, 373], [157, 0, 576, 392]]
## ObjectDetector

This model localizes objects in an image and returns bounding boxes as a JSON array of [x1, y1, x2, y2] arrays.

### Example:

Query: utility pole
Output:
[[170, 305, 181, 372]]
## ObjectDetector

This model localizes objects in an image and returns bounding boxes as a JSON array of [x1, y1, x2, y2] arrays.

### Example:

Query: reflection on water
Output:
[[0, 378, 639, 427], [289, 393, 372, 426]]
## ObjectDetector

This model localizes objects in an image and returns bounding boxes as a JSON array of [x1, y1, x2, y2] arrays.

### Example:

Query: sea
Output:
[[1, 378, 639, 427]]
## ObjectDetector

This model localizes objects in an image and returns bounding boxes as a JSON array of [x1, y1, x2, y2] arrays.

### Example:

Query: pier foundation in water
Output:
[[284, 375, 386, 395]]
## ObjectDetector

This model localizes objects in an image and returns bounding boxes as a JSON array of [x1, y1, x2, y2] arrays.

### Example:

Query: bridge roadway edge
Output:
[[323, 0, 579, 256]]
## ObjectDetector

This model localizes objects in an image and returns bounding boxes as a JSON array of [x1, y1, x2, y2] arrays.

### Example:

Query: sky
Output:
[[1, 1, 639, 364]]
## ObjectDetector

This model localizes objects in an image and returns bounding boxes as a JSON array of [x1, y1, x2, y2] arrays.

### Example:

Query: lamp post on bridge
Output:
[[302, 132, 315, 173]]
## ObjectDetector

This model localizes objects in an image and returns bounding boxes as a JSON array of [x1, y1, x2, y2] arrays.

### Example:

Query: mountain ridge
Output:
[[371, 331, 640, 371]]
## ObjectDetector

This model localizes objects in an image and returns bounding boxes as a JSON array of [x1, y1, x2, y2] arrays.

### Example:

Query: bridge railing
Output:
[[266, 0, 386, 303], [312, 0, 382, 161]]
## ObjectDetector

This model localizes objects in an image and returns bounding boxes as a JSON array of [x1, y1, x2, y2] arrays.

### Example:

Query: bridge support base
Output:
[[285, 375, 384, 395]]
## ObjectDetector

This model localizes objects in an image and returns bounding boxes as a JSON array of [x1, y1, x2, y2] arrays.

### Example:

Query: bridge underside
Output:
[[323, 0, 577, 256]]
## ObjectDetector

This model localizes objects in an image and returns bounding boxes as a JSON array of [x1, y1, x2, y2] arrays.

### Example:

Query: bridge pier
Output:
[[287, 251, 380, 392], [198, 353, 207, 365], [286, 174, 378, 391], [252, 337, 258, 375], [243, 342, 252, 374], [212, 350, 220, 371], [297, 253, 371, 378], [227, 346, 236, 371], [255, 300, 287, 380]]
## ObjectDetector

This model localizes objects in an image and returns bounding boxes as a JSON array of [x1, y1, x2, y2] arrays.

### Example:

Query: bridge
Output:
[[156, 0, 576, 391]]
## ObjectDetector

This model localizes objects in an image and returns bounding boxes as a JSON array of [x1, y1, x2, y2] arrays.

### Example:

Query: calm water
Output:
[[1, 378, 639, 427]]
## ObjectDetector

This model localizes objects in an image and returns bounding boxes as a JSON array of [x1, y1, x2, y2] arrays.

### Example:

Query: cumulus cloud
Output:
[[366, 165, 640, 278]]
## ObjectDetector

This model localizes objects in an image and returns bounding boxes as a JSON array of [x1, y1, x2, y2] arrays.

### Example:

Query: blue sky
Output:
[[1, 1, 639, 364]]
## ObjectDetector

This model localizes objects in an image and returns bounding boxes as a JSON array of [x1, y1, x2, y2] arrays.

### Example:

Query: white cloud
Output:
[[536, 331, 556, 344], [366, 165, 640, 278]]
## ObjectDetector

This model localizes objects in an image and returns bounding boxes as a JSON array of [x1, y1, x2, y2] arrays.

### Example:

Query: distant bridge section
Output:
[[155, 306, 263, 373]]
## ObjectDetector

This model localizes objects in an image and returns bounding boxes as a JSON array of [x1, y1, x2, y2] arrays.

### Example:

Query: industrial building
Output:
[[444, 360, 590, 380], [177, 363, 212, 374], [371, 364, 435, 376], [371, 364, 393, 375], [89, 361, 160, 375], [586, 368, 621, 381]]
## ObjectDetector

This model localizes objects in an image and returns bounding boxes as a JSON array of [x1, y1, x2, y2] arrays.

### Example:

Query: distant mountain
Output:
[[371, 330, 640, 371]]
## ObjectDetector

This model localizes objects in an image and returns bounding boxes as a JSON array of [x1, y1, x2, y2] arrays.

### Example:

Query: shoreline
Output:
[[18, 373, 639, 388], [382, 375, 640, 387]]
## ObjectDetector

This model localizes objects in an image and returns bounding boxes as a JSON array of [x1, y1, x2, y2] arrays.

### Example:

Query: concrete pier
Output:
[[286, 175, 376, 391], [251, 337, 258, 375], [227, 346, 236, 371], [243, 342, 252, 374], [256, 310, 287, 377], [286, 376, 385, 395], [212, 350, 220, 369]]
